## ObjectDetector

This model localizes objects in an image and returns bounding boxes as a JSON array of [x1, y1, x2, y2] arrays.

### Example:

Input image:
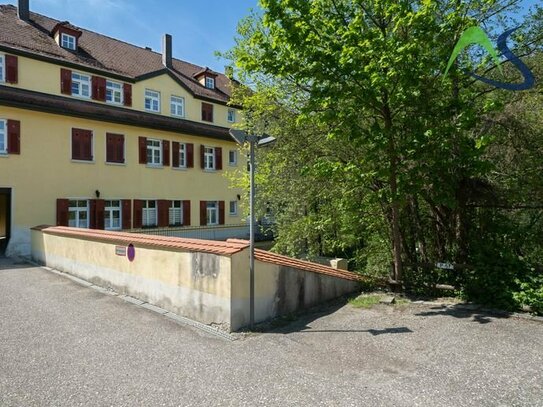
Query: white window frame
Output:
[[206, 201, 219, 226], [68, 200, 89, 228], [169, 200, 183, 226], [146, 138, 162, 166], [0, 54, 4, 83], [205, 77, 215, 89], [178, 143, 187, 168], [106, 80, 123, 105], [0, 119, 7, 154], [72, 72, 91, 99], [145, 89, 161, 113], [142, 200, 157, 227], [228, 150, 237, 166], [61, 33, 77, 50], [170, 96, 185, 118], [204, 146, 215, 170], [104, 200, 122, 231], [229, 201, 238, 216], [227, 109, 236, 123]]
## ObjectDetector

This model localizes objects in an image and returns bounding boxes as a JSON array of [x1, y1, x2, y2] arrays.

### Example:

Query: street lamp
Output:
[[229, 129, 276, 329]]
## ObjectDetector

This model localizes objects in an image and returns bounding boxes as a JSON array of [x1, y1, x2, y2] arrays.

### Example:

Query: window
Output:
[[204, 147, 215, 170], [71, 128, 93, 161], [169, 201, 183, 226], [205, 77, 215, 89], [0, 120, 6, 154], [170, 96, 185, 117], [71, 72, 91, 98], [201, 103, 213, 122], [61, 33, 76, 50], [227, 109, 236, 123], [229, 150, 237, 166], [145, 90, 160, 112], [0, 54, 4, 83], [106, 81, 123, 104], [178, 143, 187, 168], [105, 200, 122, 230], [142, 200, 157, 227], [68, 200, 89, 228], [106, 133, 124, 164], [146, 139, 162, 166], [229, 201, 238, 216], [206, 201, 218, 225]]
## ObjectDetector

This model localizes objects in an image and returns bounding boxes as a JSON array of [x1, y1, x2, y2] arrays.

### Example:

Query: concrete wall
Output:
[[31, 229, 233, 329], [230, 258, 360, 331]]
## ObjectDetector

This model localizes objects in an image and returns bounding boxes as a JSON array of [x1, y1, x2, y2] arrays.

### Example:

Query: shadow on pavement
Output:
[[414, 304, 511, 324]]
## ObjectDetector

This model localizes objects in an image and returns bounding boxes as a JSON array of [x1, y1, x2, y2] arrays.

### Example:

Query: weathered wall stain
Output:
[[192, 252, 220, 279]]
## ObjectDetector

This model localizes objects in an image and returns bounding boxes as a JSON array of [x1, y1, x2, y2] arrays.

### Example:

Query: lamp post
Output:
[[229, 129, 276, 329]]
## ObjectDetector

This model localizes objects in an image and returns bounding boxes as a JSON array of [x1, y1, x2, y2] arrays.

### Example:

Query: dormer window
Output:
[[205, 77, 215, 89], [61, 33, 76, 50], [52, 21, 82, 51]]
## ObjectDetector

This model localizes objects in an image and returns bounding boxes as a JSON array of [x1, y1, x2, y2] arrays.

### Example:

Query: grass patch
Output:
[[349, 294, 383, 309]]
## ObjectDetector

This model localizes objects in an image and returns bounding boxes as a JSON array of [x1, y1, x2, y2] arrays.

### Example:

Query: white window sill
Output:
[[172, 166, 188, 171], [0, 152, 9, 158], [146, 164, 163, 169], [145, 109, 161, 114], [71, 159, 95, 164], [72, 94, 91, 100], [106, 100, 124, 106], [171, 114, 186, 119], [105, 161, 126, 166], [203, 168, 217, 173], [229, 213, 238, 217], [207, 223, 219, 227], [228, 162, 237, 167]]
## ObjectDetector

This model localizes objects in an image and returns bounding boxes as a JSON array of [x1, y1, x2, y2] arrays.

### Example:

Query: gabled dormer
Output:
[[193, 67, 218, 90], [52, 21, 82, 51]]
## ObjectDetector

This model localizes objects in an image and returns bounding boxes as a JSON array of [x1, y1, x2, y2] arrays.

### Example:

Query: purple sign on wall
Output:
[[127, 244, 136, 262]]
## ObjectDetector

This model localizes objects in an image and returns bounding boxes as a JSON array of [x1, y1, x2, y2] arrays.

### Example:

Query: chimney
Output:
[[18, 0, 30, 21], [162, 34, 172, 69]]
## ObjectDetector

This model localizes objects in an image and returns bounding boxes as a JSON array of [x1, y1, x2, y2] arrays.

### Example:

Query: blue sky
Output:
[[2, 0, 539, 73]]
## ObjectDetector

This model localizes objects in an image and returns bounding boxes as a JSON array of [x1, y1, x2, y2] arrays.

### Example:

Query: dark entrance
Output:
[[0, 188, 11, 256]]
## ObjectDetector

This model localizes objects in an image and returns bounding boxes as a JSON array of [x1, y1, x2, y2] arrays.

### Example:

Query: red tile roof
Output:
[[0, 4, 234, 104], [35, 226, 249, 256], [226, 239, 363, 282]]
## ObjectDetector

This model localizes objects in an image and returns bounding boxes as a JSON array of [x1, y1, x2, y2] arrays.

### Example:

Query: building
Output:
[[0, 0, 245, 256]]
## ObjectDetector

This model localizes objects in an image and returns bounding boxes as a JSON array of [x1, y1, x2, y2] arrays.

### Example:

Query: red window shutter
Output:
[[201, 103, 213, 122], [186, 143, 194, 168], [60, 68, 72, 95], [200, 201, 207, 226], [219, 201, 225, 225], [5, 55, 18, 84], [138, 137, 147, 164], [92, 76, 106, 102], [7, 120, 20, 155], [133, 200, 143, 229], [71, 129, 81, 160], [215, 147, 222, 170], [122, 199, 132, 230], [157, 200, 170, 227], [89, 200, 97, 229], [56, 199, 69, 226], [172, 141, 180, 168], [162, 140, 170, 166], [95, 199, 105, 230], [123, 83, 132, 107], [82, 130, 93, 161], [200, 145, 205, 169], [107, 133, 124, 163], [182, 200, 191, 226]]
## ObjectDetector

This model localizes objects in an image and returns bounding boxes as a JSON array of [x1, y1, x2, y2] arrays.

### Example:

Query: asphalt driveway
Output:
[[1, 260, 542, 406]]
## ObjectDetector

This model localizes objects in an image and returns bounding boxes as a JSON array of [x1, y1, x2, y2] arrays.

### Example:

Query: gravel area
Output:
[[1, 261, 542, 406]]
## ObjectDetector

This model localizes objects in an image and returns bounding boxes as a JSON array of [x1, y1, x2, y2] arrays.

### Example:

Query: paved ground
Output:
[[1, 260, 542, 407]]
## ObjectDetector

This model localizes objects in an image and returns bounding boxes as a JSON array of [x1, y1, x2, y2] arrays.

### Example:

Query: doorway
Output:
[[0, 188, 11, 256]]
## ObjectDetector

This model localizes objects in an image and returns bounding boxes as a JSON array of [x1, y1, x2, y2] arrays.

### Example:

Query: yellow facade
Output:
[[0, 47, 244, 256]]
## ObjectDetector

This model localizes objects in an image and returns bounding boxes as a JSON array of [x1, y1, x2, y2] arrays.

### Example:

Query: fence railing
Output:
[[129, 223, 274, 242]]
